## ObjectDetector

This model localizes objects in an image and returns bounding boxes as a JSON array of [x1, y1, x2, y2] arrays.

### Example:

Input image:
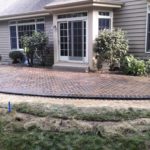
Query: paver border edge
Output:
[[0, 91, 150, 100]]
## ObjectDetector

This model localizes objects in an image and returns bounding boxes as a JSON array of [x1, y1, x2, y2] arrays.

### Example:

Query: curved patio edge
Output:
[[0, 91, 150, 100]]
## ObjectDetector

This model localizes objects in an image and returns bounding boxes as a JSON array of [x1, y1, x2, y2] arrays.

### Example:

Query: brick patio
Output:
[[0, 65, 150, 99]]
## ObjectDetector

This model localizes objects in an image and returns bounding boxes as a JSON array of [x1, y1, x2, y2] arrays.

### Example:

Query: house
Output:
[[0, 0, 150, 70]]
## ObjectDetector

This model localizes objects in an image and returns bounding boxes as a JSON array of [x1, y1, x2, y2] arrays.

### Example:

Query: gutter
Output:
[[0, 10, 51, 21], [44, 0, 123, 10], [0, 0, 123, 21]]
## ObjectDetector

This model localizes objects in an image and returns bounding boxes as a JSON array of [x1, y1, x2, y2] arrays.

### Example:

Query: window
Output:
[[98, 11, 112, 31], [147, 14, 150, 52], [10, 26, 17, 49], [99, 19, 111, 30], [10, 18, 45, 49], [58, 12, 87, 19], [18, 24, 35, 48], [99, 12, 110, 16]]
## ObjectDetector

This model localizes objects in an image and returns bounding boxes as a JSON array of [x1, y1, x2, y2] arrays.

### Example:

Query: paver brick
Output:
[[0, 65, 149, 99]]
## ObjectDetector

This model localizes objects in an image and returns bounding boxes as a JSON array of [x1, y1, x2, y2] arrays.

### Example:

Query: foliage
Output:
[[22, 32, 48, 66], [121, 55, 147, 76], [0, 125, 149, 150], [14, 103, 150, 122], [145, 59, 150, 74], [9, 51, 25, 64], [94, 29, 129, 70], [1, 104, 150, 149]]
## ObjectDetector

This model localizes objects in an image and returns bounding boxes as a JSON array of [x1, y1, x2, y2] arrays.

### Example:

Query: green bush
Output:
[[9, 51, 25, 64], [145, 59, 150, 74], [94, 29, 129, 70], [22, 32, 48, 66], [121, 55, 147, 76]]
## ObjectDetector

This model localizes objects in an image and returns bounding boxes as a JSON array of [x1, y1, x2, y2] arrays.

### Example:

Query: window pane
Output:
[[37, 18, 44, 22], [11, 38, 17, 49], [99, 12, 110, 16], [10, 26, 17, 49], [147, 14, 150, 52], [99, 19, 111, 30], [36, 24, 45, 32], [18, 24, 36, 48], [147, 34, 150, 52], [10, 26, 16, 37], [58, 12, 87, 19]]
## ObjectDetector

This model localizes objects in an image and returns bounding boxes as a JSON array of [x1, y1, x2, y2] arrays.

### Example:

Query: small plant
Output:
[[145, 59, 150, 74], [94, 29, 129, 70], [121, 55, 147, 76], [9, 51, 25, 64]]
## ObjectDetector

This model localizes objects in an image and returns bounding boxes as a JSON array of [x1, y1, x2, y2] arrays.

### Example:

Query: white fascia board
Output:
[[0, 11, 50, 21]]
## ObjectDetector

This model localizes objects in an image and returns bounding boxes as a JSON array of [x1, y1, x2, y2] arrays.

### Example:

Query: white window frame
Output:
[[9, 18, 45, 51], [145, 4, 150, 53], [98, 11, 113, 31], [56, 11, 88, 63]]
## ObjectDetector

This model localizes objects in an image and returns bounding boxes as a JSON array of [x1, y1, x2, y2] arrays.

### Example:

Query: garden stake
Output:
[[8, 102, 12, 113]]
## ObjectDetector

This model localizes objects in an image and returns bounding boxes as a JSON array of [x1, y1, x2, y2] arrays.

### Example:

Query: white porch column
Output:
[[53, 14, 59, 64], [88, 10, 99, 70]]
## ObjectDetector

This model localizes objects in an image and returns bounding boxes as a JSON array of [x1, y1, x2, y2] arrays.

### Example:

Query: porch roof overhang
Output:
[[45, 0, 123, 12]]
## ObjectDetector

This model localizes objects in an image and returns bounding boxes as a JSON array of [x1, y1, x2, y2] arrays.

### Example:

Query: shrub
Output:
[[145, 59, 150, 74], [121, 55, 147, 76], [94, 29, 129, 70], [9, 51, 25, 64], [22, 32, 48, 66]]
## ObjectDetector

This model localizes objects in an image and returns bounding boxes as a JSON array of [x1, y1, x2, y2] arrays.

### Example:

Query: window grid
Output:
[[58, 12, 87, 19], [10, 18, 45, 49], [98, 11, 112, 31], [99, 12, 110, 16], [99, 19, 111, 30], [59, 21, 86, 58]]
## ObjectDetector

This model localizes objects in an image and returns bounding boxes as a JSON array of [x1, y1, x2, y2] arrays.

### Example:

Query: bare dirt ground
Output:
[[0, 93, 150, 109]]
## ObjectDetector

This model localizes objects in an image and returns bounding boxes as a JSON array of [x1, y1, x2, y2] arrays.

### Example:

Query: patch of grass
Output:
[[0, 123, 149, 150], [14, 103, 150, 122], [1, 104, 150, 149]]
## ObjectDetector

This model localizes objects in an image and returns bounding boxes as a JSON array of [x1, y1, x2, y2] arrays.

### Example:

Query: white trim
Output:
[[0, 12, 49, 21], [93, 3, 121, 8], [58, 17, 87, 22], [45, 3, 122, 12]]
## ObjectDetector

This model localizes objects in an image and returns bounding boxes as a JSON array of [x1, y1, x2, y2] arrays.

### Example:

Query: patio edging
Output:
[[0, 91, 150, 100]]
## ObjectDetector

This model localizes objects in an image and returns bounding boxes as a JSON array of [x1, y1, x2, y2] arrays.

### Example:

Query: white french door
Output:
[[58, 20, 87, 62]]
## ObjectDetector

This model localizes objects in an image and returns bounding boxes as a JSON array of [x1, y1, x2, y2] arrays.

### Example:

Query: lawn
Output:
[[0, 103, 150, 150]]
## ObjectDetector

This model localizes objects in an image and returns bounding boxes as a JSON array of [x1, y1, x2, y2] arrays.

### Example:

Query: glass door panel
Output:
[[59, 22, 68, 60], [59, 20, 86, 61]]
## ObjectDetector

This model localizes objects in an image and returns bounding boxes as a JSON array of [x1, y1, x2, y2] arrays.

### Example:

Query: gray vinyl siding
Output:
[[0, 21, 11, 63], [114, 0, 150, 59], [45, 15, 53, 47], [0, 15, 54, 64], [45, 15, 54, 65]]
